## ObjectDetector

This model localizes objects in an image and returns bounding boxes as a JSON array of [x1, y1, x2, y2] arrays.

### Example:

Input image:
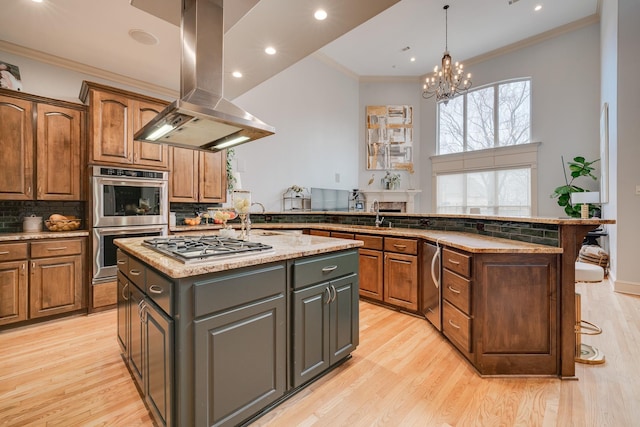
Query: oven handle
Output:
[[93, 176, 167, 187], [94, 225, 167, 236]]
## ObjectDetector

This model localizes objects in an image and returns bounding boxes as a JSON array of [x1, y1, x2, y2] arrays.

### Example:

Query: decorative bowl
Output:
[[45, 218, 82, 232]]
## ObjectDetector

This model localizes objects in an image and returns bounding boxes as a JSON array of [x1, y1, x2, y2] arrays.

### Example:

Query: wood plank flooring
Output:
[[0, 278, 638, 426]]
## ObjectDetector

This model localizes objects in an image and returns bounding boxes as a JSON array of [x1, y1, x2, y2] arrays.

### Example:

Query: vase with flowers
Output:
[[381, 171, 401, 190]]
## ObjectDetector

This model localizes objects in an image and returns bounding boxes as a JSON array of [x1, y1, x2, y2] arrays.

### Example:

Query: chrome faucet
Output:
[[372, 199, 384, 227]]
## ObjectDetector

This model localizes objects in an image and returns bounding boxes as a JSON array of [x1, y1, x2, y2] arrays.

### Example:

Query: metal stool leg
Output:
[[575, 293, 605, 364]]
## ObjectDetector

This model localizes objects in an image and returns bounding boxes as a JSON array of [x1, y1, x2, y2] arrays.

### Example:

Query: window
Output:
[[433, 78, 535, 216]]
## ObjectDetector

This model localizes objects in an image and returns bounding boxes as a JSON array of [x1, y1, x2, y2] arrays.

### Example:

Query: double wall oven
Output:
[[91, 166, 168, 284]]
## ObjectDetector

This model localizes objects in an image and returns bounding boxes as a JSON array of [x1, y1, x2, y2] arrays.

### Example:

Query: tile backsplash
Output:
[[0, 201, 85, 233]]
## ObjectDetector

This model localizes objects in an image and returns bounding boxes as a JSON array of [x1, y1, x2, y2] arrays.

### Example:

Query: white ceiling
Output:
[[0, 0, 598, 100]]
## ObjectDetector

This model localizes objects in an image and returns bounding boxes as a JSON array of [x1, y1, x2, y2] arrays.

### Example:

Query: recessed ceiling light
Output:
[[232, 71, 243, 78], [314, 9, 328, 20], [265, 46, 276, 55], [31, 0, 43, 3], [534, 4, 542, 11], [410, 57, 416, 62], [128, 29, 159, 46]]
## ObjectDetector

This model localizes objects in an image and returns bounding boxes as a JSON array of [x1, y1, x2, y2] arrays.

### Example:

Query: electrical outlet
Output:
[[636, 185, 640, 195], [335, 173, 341, 183]]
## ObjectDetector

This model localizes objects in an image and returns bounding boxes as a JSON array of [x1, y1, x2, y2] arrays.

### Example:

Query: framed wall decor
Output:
[[0, 61, 23, 91], [366, 105, 413, 170], [599, 102, 609, 203]]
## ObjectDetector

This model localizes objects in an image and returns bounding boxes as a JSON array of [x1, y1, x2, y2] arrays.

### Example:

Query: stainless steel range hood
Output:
[[134, 0, 274, 151]]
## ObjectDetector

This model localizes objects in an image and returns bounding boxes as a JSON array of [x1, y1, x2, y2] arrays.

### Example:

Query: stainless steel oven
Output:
[[91, 166, 168, 227], [93, 225, 167, 283], [91, 166, 168, 284]]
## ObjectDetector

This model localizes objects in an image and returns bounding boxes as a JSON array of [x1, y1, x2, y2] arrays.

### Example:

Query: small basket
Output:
[[45, 218, 82, 232]]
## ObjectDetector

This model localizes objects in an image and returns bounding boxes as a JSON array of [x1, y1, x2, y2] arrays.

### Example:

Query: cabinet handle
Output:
[[430, 247, 441, 289], [38, 187, 42, 197], [447, 285, 461, 294], [27, 185, 31, 196], [447, 259, 460, 265], [393, 244, 407, 250], [330, 285, 337, 303], [46, 247, 68, 251], [0, 251, 9, 255], [138, 300, 146, 323], [32, 261, 35, 272], [148, 284, 163, 294], [321, 265, 338, 273], [324, 287, 332, 304], [122, 282, 129, 301], [21, 263, 26, 275], [448, 319, 461, 329], [117, 259, 126, 265], [129, 269, 142, 276]]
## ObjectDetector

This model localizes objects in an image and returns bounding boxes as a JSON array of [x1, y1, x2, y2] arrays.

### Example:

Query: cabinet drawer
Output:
[[292, 250, 359, 289], [146, 267, 173, 316], [384, 237, 417, 255], [442, 269, 471, 314], [116, 249, 129, 274], [355, 234, 383, 251], [443, 300, 472, 353], [0, 242, 28, 262], [330, 231, 354, 240], [31, 239, 82, 258], [126, 256, 146, 290], [442, 248, 471, 277]]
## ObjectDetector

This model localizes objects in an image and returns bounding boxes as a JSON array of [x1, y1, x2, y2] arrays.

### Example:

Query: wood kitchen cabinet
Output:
[[29, 238, 84, 319], [169, 146, 226, 203], [356, 234, 384, 301], [384, 237, 419, 311], [0, 243, 28, 326], [0, 90, 85, 201], [440, 246, 560, 376], [80, 81, 169, 169]]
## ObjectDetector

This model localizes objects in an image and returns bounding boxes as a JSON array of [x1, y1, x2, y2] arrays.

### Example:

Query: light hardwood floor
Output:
[[1, 279, 638, 427]]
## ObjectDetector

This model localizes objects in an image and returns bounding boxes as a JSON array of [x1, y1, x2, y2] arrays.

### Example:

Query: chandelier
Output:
[[422, 4, 472, 103]]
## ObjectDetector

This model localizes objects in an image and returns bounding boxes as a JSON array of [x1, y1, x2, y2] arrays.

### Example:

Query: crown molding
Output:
[[462, 14, 600, 68], [0, 40, 179, 99]]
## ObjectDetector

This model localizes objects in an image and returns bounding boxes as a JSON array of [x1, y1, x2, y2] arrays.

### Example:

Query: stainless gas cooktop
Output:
[[142, 236, 273, 264]]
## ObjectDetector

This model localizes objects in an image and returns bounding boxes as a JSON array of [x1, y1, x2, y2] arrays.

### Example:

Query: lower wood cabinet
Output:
[[0, 239, 85, 327]]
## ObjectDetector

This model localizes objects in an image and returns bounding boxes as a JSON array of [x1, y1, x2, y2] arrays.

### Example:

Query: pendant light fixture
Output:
[[422, 4, 472, 103]]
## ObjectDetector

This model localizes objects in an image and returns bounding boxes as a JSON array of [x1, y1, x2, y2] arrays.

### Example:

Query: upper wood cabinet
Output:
[[0, 90, 84, 201], [169, 146, 227, 203], [80, 81, 169, 169]]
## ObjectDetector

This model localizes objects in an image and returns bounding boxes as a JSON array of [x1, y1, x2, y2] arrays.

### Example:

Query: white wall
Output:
[[232, 55, 361, 212], [602, 0, 640, 294]]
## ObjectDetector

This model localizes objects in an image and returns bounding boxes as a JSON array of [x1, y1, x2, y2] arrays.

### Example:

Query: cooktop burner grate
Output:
[[142, 236, 273, 263]]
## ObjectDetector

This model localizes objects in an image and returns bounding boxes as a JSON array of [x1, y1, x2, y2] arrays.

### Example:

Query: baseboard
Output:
[[613, 275, 640, 296]]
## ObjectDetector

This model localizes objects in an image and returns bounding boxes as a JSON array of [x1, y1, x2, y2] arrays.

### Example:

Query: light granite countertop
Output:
[[114, 231, 364, 279], [173, 224, 563, 255], [0, 230, 89, 241]]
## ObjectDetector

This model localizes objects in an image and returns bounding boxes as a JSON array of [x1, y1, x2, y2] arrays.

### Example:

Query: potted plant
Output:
[[550, 156, 599, 218]]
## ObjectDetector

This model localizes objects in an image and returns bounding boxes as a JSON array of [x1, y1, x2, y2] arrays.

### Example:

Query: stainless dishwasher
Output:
[[421, 241, 442, 330]]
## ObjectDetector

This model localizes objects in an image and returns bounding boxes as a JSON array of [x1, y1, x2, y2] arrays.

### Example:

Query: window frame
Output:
[[436, 77, 532, 155]]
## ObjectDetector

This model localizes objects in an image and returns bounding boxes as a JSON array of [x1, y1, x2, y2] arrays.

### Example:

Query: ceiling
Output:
[[0, 0, 598, 100]]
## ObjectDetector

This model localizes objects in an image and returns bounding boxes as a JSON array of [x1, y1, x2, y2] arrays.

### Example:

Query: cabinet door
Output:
[[29, 255, 83, 318], [330, 274, 359, 363], [36, 103, 82, 200], [0, 95, 34, 200], [292, 281, 331, 388], [169, 146, 198, 202], [358, 249, 383, 301], [117, 271, 129, 355], [128, 284, 145, 391], [90, 90, 132, 164], [199, 150, 226, 203], [194, 293, 286, 427], [145, 299, 173, 427], [384, 252, 418, 311], [133, 100, 168, 169], [0, 261, 28, 326]]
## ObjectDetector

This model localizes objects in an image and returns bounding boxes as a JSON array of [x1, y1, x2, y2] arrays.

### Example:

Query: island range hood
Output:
[[134, 0, 275, 151]]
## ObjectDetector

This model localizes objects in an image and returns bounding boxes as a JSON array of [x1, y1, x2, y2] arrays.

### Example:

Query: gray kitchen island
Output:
[[114, 231, 363, 427]]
